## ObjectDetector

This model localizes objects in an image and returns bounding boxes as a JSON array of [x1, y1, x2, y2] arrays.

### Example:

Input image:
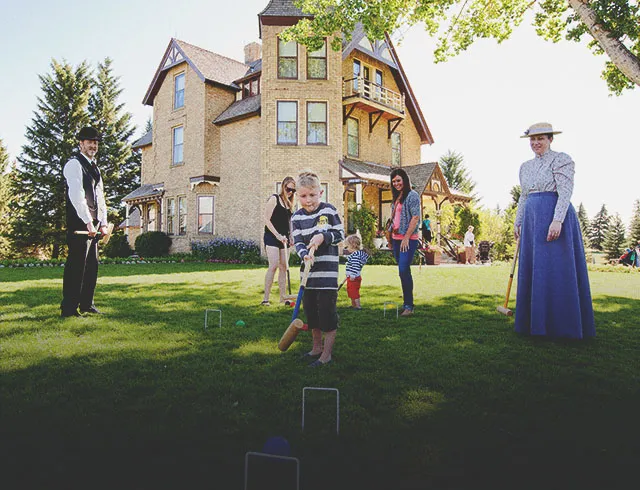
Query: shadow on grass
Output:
[[1, 279, 639, 489]]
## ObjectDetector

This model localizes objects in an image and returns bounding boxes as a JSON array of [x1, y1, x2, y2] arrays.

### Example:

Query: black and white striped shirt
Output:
[[346, 250, 369, 278], [292, 202, 345, 290]]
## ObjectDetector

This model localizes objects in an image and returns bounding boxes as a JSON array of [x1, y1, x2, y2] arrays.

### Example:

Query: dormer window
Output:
[[174, 73, 185, 109], [307, 40, 327, 80], [278, 39, 298, 79], [241, 77, 260, 99]]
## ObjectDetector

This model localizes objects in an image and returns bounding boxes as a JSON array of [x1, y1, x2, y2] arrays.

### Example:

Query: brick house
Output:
[[124, 0, 470, 252]]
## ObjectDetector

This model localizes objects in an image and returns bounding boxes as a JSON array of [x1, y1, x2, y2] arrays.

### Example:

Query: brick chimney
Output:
[[244, 42, 262, 64]]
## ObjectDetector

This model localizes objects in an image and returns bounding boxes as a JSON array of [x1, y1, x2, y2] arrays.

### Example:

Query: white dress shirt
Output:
[[63, 152, 107, 226]]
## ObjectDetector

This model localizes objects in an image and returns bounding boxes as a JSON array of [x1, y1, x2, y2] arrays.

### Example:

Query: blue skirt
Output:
[[515, 192, 595, 339]]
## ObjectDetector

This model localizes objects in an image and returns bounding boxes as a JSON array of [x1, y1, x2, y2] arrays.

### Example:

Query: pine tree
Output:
[[589, 204, 610, 251], [603, 213, 626, 260], [628, 199, 640, 247], [577, 202, 590, 250], [0, 139, 15, 258], [439, 150, 476, 196], [11, 60, 92, 258], [144, 117, 153, 134], [88, 58, 140, 225]]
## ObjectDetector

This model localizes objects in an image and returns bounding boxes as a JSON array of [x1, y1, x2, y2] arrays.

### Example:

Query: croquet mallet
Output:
[[337, 277, 347, 291], [496, 239, 520, 316], [73, 222, 114, 246], [282, 240, 297, 305], [278, 247, 315, 351]]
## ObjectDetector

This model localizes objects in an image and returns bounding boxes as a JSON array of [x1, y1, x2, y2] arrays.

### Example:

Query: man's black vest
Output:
[[65, 153, 101, 231]]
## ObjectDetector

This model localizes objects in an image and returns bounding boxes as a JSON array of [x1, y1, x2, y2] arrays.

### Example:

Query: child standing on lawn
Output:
[[344, 234, 369, 310], [291, 172, 345, 367]]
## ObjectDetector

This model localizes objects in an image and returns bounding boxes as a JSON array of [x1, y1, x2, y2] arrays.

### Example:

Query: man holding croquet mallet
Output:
[[291, 171, 344, 367], [512, 122, 594, 339], [60, 127, 109, 317]]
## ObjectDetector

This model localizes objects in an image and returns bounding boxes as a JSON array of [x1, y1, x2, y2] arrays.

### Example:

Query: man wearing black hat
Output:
[[60, 126, 110, 317]]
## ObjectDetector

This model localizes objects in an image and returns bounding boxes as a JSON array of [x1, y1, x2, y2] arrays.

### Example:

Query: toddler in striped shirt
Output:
[[344, 234, 369, 310]]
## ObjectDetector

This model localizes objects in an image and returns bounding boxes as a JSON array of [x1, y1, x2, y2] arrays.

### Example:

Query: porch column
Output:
[[435, 208, 442, 246], [355, 183, 363, 209], [124, 203, 130, 236]]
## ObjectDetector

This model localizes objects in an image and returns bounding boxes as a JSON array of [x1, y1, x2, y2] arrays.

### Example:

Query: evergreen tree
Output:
[[628, 199, 640, 247], [11, 60, 92, 258], [88, 58, 140, 225], [603, 213, 626, 260], [509, 185, 521, 209], [0, 139, 15, 258], [439, 150, 476, 197], [577, 202, 590, 249], [589, 204, 610, 251], [144, 117, 153, 134]]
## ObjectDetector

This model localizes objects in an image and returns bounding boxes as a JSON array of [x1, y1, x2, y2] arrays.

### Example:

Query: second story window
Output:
[[172, 126, 184, 165], [242, 78, 260, 99], [174, 73, 185, 109], [347, 117, 359, 158], [391, 132, 401, 166], [278, 39, 298, 79], [277, 101, 297, 145], [198, 196, 214, 234], [166, 198, 176, 235], [307, 40, 327, 79], [307, 102, 327, 145]]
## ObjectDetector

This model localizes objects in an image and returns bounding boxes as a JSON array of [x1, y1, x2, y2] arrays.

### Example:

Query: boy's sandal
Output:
[[309, 359, 333, 368], [260, 300, 271, 306]]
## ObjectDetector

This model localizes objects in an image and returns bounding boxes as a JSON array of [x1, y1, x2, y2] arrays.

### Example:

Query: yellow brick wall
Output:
[[260, 25, 344, 216], [341, 52, 422, 167]]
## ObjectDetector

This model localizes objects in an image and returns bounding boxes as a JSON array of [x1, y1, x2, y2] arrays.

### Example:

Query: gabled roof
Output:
[[123, 183, 164, 204], [214, 95, 262, 126], [132, 130, 152, 149], [342, 25, 434, 145], [142, 38, 249, 106]]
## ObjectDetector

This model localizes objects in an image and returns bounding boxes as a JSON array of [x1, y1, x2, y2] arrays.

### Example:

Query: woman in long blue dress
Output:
[[514, 122, 595, 339]]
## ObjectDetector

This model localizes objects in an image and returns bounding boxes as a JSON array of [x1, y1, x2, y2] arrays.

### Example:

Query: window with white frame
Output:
[[172, 126, 184, 165], [307, 40, 327, 79], [178, 196, 186, 235], [277, 101, 297, 145], [166, 198, 176, 235], [174, 73, 185, 109], [198, 196, 214, 234], [391, 132, 401, 166], [307, 102, 327, 145], [347, 117, 359, 158], [278, 39, 298, 79]]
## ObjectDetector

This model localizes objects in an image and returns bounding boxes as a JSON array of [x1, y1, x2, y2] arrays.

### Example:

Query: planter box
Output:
[[425, 251, 441, 265]]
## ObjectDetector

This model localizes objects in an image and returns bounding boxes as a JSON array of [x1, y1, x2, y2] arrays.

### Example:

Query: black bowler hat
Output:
[[77, 126, 102, 141]]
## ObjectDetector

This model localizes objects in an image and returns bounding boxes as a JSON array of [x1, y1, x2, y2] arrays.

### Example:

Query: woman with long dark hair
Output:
[[387, 168, 421, 316], [262, 177, 296, 305]]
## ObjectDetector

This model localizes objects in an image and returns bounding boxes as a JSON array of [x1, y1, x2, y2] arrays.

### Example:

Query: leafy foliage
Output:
[[134, 231, 172, 257], [350, 202, 378, 250], [455, 206, 481, 238], [0, 140, 16, 259], [191, 237, 262, 264], [439, 149, 476, 197], [284, 0, 640, 94], [603, 213, 627, 260], [102, 231, 133, 258]]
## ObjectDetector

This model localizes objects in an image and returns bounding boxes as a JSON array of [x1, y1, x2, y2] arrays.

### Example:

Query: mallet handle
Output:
[[503, 239, 520, 308]]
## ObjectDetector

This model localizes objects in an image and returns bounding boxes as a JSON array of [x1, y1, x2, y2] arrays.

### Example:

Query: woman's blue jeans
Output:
[[392, 239, 419, 310]]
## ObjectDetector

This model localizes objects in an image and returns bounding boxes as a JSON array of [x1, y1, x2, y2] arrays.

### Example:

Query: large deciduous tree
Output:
[[285, 0, 640, 95], [11, 60, 92, 258], [89, 58, 140, 225]]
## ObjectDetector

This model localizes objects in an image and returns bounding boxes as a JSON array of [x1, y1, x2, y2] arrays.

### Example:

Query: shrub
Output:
[[102, 232, 133, 258], [191, 237, 261, 264], [135, 231, 172, 257], [368, 250, 397, 265]]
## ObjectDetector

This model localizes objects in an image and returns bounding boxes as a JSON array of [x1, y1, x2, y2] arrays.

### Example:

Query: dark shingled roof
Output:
[[132, 130, 152, 149], [123, 183, 164, 202], [259, 0, 312, 17], [119, 207, 140, 229], [214, 95, 261, 125]]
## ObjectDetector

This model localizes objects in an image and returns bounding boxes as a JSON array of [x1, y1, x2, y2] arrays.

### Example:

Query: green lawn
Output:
[[1, 263, 639, 490]]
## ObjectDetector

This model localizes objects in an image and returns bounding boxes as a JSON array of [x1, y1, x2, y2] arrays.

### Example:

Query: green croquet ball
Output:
[[236, 320, 246, 327]]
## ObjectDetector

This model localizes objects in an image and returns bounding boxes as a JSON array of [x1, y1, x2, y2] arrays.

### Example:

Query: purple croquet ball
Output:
[[262, 436, 291, 456]]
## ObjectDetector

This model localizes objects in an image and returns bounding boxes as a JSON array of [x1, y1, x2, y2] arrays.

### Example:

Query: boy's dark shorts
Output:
[[303, 289, 339, 332]]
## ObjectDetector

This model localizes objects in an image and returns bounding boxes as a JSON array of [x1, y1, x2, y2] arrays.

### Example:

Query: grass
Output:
[[1, 263, 639, 490]]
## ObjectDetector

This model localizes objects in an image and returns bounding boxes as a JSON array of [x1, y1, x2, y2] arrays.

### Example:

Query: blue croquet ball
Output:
[[235, 320, 246, 327], [262, 436, 291, 456]]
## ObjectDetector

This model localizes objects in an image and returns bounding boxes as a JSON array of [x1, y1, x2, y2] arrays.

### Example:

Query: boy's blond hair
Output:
[[297, 171, 321, 190], [345, 234, 362, 250]]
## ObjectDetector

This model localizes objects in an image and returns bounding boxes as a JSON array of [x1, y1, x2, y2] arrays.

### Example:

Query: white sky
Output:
[[1, 0, 638, 224]]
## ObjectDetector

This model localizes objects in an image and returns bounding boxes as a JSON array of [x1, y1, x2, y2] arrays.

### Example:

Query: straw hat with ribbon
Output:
[[520, 122, 562, 138]]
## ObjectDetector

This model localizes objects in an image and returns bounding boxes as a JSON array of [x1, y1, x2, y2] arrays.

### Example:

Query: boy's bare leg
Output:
[[308, 328, 323, 356], [318, 330, 336, 363], [353, 298, 361, 308]]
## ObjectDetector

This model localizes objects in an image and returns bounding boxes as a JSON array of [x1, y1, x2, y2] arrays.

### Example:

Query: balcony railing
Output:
[[343, 77, 405, 114]]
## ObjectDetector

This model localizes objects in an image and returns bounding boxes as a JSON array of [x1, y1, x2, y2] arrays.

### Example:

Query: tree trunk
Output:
[[568, 0, 640, 87]]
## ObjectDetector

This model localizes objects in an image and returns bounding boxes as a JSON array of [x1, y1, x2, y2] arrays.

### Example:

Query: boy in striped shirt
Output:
[[344, 234, 369, 310], [291, 172, 345, 367]]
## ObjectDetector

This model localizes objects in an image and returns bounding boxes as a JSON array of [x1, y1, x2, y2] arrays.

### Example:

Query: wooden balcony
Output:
[[342, 77, 406, 137]]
